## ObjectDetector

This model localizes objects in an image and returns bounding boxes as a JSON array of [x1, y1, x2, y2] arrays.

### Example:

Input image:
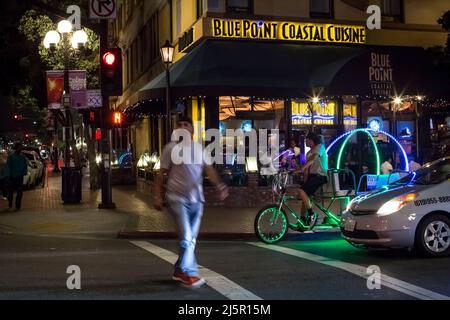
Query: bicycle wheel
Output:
[[254, 205, 288, 244]]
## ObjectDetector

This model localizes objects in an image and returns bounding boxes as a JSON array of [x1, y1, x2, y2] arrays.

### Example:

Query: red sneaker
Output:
[[182, 276, 206, 289], [172, 270, 186, 282], [172, 271, 206, 288]]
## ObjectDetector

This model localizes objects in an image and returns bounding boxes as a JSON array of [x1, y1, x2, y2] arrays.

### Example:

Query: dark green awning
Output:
[[138, 39, 450, 100]]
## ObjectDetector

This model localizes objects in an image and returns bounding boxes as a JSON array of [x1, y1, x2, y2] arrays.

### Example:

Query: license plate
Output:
[[344, 219, 356, 232]]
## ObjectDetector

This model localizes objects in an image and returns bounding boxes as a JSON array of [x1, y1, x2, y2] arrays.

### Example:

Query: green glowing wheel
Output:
[[255, 205, 288, 244]]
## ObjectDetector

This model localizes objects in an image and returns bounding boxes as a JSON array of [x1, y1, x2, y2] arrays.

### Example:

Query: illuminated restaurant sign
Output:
[[212, 18, 366, 44]]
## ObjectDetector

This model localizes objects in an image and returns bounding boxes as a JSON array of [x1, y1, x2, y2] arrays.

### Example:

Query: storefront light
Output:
[[246, 157, 259, 173], [153, 159, 161, 171], [393, 97, 402, 105]]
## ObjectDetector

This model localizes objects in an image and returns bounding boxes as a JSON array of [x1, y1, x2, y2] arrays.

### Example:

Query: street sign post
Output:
[[90, 0, 117, 19]]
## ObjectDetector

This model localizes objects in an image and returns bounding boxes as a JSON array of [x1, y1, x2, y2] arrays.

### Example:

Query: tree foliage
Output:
[[19, 9, 100, 89], [438, 10, 450, 32]]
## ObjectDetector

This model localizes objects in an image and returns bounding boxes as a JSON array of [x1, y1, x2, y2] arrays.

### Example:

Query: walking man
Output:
[[6, 143, 28, 211], [154, 116, 228, 288]]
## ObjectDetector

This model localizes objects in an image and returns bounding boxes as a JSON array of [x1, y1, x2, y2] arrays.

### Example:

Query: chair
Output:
[[319, 168, 356, 214]]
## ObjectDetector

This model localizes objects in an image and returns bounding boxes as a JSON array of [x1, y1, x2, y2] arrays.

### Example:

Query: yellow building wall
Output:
[[405, 0, 450, 25], [134, 119, 150, 158], [367, 28, 448, 47], [181, 0, 198, 34], [335, 0, 373, 21], [160, 3, 172, 48]]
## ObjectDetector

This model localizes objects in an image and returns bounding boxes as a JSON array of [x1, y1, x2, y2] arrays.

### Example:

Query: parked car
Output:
[[22, 150, 44, 183], [22, 159, 38, 189]]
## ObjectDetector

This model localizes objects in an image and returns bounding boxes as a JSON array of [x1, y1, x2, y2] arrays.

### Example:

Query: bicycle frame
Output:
[[271, 170, 346, 231]]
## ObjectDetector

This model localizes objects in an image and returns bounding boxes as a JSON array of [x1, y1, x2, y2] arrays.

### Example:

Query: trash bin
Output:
[[61, 167, 82, 204]]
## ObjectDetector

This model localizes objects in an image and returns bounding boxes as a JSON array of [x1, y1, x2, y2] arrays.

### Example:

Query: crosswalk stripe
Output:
[[130, 241, 262, 300], [248, 242, 450, 300]]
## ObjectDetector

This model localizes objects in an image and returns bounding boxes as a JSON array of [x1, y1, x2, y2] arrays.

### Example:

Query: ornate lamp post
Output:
[[44, 20, 88, 169], [43, 20, 88, 203], [160, 40, 175, 143]]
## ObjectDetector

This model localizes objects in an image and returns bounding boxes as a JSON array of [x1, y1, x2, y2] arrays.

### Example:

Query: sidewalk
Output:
[[0, 169, 340, 240]]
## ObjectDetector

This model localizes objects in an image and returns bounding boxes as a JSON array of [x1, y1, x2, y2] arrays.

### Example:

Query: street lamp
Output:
[[160, 40, 174, 143], [44, 20, 88, 169], [392, 96, 403, 137], [309, 96, 321, 132]]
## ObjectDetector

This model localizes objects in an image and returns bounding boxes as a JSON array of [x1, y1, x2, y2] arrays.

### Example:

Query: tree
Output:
[[17, 5, 102, 190]]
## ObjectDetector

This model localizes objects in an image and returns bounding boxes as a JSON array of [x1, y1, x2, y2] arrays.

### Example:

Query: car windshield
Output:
[[392, 159, 450, 186]]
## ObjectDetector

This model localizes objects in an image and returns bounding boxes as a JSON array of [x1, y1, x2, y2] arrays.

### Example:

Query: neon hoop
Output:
[[326, 128, 409, 174]]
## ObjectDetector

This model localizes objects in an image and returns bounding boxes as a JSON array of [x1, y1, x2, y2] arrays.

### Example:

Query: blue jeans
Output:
[[167, 198, 203, 276]]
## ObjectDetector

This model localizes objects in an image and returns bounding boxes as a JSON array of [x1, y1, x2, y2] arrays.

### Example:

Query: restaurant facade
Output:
[[109, 0, 450, 206]]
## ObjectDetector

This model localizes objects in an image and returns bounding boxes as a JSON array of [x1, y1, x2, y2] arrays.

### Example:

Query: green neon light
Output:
[[336, 129, 381, 176]]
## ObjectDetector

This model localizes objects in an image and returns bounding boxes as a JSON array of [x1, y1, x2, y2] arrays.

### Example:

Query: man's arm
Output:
[[204, 165, 228, 201]]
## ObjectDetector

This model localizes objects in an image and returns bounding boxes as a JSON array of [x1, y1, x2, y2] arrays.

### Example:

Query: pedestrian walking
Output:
[[0, 150, 8, 199], [154, 116, 228, 288], [6, 143, 28, 211]]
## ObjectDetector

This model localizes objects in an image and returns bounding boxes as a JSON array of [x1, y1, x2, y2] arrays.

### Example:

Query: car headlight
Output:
[[377, 193, 418, 216]]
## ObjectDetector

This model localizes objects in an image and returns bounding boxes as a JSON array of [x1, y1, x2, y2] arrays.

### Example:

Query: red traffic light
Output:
[[103, 52, 116, 66], [101, 48, 122, 96], [95, 129, 102, 141]]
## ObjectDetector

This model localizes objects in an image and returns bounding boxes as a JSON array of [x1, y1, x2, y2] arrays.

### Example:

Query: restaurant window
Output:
[[125, 0, 131, 19], [131, 41, 137, 81], [118, 6, 123, 30], [138, 33, 144, 73], [218, 96, 284, 186], [125, 49, 129, 85], [177, 0, 182, 36], [343, 102, 357, 131], [148, 13, 159, 64], [292, 100, 336, 126], [197, 0, 204, 19], [381, 0, 403, 22], [310, 0, 333, 19], [226, 0, 252, 14]]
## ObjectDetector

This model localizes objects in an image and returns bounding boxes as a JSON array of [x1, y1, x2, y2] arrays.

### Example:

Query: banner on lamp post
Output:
[[87, 89, 102, 108], [69, 70, 87, 109], [46, 71, 64, 110]]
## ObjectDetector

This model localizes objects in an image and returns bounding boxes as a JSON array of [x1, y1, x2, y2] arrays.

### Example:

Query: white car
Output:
[[22, 159, 37, 189], [22, 150, 44, 183], [341, 156, 450, 257]]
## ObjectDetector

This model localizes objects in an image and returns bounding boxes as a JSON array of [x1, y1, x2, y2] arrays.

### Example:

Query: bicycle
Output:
[[254, 168, 356, 244]]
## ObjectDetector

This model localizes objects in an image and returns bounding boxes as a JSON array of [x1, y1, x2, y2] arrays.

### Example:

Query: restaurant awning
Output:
[[138, 39, 450, 100]]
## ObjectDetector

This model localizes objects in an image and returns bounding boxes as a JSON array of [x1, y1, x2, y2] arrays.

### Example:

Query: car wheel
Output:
[[415, 214, 450, 257]]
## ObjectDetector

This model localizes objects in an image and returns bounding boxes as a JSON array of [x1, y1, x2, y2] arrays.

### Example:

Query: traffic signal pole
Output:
[[98, 20, 115, 210]]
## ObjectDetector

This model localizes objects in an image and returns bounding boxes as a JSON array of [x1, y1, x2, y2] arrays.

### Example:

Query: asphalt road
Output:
[[0, 233, 449, 300]]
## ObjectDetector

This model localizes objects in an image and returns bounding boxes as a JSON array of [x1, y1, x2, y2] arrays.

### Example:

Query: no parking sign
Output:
[[90, 0, 117, 19]]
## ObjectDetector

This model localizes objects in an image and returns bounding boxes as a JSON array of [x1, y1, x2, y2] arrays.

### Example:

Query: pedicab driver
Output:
[[298, 132, 328, 227]]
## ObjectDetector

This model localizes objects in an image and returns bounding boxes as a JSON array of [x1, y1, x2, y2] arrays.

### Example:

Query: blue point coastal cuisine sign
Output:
[[212, 18, 366, 44]]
